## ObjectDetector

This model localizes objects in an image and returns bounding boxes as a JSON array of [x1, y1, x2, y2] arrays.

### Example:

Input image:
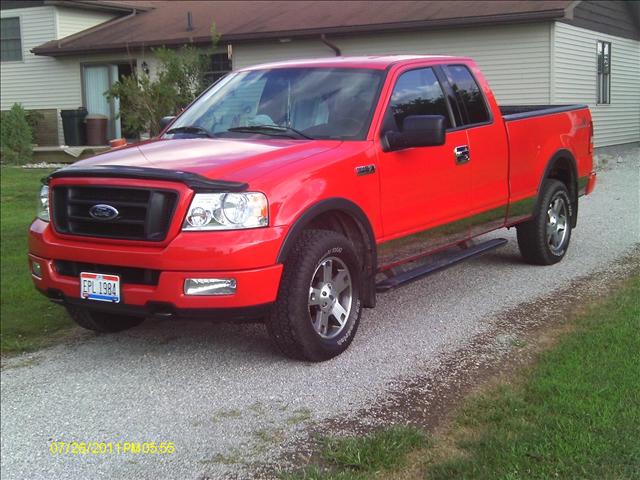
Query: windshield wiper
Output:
[[165, 125, 215, 138], [227, 124, 313, 140]]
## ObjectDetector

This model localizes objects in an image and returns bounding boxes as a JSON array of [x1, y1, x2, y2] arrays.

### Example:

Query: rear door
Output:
[[441, 64, 509, 236], [375, 65, 472, 267]]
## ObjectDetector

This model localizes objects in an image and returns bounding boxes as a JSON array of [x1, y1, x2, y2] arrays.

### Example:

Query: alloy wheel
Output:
[[308, 256, 353, 339]]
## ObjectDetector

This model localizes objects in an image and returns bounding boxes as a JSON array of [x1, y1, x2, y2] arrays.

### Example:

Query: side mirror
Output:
[[382, 115, 446, 152], [160, 116, 176, 131]]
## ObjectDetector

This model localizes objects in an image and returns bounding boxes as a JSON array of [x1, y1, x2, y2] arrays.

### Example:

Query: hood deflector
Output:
[[46, 165, 248, 192]]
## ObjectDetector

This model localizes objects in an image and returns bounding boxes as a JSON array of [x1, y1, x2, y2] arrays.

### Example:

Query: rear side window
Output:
[[387, 67, 452, 131], [444, 65, 489, 125]]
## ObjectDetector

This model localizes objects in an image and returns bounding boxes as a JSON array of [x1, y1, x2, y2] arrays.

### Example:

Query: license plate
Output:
[[80, 272, 120, 303]]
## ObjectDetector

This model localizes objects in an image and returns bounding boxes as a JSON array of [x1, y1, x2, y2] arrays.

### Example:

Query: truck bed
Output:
[[501, 104, 588, 121], [500, 102, 593, 225]]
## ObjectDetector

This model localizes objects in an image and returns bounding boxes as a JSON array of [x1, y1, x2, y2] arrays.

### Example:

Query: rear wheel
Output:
[[267, 229, 362, 361], [65, 305, 144, 333], [517, 179, 572, 265]]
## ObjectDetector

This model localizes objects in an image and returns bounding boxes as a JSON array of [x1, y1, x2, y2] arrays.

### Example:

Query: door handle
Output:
[[454, 145, 470, 165]]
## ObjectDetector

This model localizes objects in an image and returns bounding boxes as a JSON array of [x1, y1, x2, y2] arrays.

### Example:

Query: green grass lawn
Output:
[[281, 427, 429, 480], [286, 274, 640, 479], [1, 167, 73, 354]]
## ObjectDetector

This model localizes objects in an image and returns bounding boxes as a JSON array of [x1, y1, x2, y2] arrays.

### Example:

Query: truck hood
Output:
[[69, 138, 342, 183]]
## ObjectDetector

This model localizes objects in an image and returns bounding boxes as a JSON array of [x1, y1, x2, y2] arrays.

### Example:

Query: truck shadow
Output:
[[79, 316, 284, 365], [62, 239, 531, 365]]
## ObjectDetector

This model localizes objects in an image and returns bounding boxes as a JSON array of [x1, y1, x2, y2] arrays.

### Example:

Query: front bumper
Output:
[[30, 252, 282, 316], [28, 219, 286, 316]]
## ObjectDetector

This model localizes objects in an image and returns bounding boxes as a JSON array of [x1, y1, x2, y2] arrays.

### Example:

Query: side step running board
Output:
[[376, 238, 508, 293]]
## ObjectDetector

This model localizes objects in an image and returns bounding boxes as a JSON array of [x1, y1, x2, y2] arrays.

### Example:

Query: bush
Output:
[[106, 45, 211, 138], [25, 110, 44, 144], [0, 103, 33, 165]]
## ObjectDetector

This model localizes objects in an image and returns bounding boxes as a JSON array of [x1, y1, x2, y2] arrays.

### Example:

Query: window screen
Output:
[[387, 67, 451, 130], [444, 65, 489, 125], [597, 41, 611, 104], [1, 18, 22, 62], [203, 52, 232, 85]]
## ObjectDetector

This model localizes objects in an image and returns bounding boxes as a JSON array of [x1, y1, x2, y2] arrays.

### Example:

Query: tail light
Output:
[[588, 120, 594, 153]]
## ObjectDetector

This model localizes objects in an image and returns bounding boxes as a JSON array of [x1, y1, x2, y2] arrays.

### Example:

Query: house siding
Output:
[[553, 22, 640, 147], [233, 22, 553, 105], [1, 7, 59, 109], [0, 5, 117, 144], [55, 6, 115, 39]]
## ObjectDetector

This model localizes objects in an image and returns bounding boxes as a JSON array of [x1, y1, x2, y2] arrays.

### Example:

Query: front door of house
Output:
[[82, 64, 121, 140]]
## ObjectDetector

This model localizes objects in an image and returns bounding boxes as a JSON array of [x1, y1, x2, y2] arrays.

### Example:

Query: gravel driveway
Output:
[[1, 147, 638, 480]]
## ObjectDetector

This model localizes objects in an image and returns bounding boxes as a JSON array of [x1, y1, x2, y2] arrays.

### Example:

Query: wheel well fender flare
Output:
[[276, 198, 377, 265], [539, 149, 579, 227], [276, 198, 377, 307]]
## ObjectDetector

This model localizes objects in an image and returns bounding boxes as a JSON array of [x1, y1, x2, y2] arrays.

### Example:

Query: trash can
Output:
[[60, 107, 88, 146], [86, 114, 108, 146]]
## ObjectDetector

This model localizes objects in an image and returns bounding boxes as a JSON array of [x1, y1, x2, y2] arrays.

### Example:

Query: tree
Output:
[[0, 103, 33, 165], [106, 45, 211, 138]]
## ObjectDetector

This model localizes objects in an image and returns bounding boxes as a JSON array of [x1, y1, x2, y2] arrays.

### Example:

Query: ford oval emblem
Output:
[[89, 204, 119, 220]]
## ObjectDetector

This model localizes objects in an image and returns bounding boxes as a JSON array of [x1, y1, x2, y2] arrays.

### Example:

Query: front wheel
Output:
[[517, 179, 572, 265], [267, 229, 362, 361]]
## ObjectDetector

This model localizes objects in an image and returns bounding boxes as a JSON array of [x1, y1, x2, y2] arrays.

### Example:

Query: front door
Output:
[[83, 65, 113, 140], [376, 66, 472, 267], [83, 63, 129, 141]]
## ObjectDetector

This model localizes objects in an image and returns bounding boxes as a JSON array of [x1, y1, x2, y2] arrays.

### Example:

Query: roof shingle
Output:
[[33, 0, 572, 56]]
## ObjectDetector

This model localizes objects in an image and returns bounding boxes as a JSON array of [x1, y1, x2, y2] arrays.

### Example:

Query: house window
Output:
[[597, 41, 611, 104], [1, 17, 22, 62], [203, 52, 232, 85]]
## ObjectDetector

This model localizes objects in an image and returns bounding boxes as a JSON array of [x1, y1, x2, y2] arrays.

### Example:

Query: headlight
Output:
[[182, 192, 268, 231], [37, 185, 50, 222]]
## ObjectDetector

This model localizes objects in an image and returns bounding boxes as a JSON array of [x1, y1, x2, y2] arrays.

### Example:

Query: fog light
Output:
[[184, 278, 237, 296], [31, 261, 43, 278]]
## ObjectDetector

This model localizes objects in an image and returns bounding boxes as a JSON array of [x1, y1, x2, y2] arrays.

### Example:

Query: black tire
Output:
[[267, 229, 363, 361], [65, 305, 144, 333], [517, 179, 573, 265]]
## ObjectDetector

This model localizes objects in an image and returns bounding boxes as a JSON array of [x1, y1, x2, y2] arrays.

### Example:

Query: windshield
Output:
[[165, 68, 385, 140]]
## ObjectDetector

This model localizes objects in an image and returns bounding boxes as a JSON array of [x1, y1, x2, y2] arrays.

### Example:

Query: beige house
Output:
[[2, 0, 638, 147], [0, 1, 147, 144]]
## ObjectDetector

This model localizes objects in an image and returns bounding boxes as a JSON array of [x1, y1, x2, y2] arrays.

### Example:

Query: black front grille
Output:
[[52, 186, 178, 241], [54, 260, 160, 286]]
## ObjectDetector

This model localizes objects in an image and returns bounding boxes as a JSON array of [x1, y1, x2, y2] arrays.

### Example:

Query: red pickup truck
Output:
[[29, 56, 596, 361]]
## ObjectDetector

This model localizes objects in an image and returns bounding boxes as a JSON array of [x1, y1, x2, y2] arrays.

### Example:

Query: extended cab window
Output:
[[386, 68, 452, 130], [444, 65, 490, 125]]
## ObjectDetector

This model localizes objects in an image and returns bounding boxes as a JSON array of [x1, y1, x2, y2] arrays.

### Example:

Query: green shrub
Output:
[[25, 110, 44, 143], [0, 103, 33, 165], [106, 45, 211, 138], [106, 23, 221, 139]]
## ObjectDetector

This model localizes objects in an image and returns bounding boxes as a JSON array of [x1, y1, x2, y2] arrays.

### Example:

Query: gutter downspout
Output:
[[320, 34, 341, 56]]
